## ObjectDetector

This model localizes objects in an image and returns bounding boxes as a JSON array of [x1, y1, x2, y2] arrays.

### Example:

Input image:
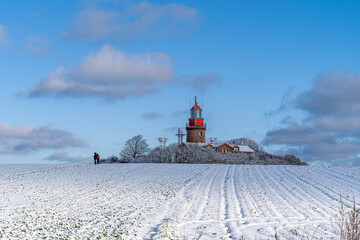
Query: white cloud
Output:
[[264, 71, 360, 164], [176, 74, 219, 92], [0, 25, 7, 46], [172, 109, 188, 117], [44, 151, 88, 163], [302, 140, 360, 161], [297, 72, 360, 114], [264, 125, 332, 145], [264, 124, 360, 161], [65, 1, 199, 42], [315, 116, 360, 132], [25, 34, 50, 55], [142, 111, 163, 120], [0, 122, 86, 154], [265, 87, 295, 116], [29, 45, 174, 99]]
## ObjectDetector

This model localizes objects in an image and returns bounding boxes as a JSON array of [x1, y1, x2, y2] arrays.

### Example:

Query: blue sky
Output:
[[1, 0, 360, 165]]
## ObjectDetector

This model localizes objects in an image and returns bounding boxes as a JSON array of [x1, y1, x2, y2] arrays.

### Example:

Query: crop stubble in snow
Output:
[[0, 164, 359, 239]]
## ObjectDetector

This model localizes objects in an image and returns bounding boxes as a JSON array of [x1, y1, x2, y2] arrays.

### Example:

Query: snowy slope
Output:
[[0, 164, 359, 239]]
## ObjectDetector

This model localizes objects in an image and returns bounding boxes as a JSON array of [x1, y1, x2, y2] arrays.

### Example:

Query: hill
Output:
[[0, 164, 359, 239]]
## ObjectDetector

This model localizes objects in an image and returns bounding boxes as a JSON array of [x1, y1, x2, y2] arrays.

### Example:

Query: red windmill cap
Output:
[[191, 96, 202, 110], [191, 103, 202, 110]]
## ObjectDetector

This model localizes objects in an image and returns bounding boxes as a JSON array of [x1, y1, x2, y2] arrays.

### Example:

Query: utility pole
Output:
[[175, 128, 186, 144]]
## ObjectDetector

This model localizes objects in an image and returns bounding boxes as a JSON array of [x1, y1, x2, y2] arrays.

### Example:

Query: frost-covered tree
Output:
[[120, 135, 150, 160], [148, 144, 178, 163], [174, 144, 224, 164], [131, 140, 306, 165], [228, 137, 259, 152], [147, 144, 223, 164]]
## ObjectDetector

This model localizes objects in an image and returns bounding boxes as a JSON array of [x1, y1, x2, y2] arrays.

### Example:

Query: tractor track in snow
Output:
[[1, 164, 359, 239]]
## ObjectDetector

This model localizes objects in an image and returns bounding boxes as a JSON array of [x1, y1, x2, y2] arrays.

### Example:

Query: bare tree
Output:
[[120, 135, 150, 160], [228, 137, 259, 152]]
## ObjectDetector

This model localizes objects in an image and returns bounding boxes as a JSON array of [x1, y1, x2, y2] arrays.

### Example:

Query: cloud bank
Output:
[[26, 34, 50, 55], [297, 72, 360, 114], [176, 74, 219, 92], [0, 122, 86, 154], [264, 72, 360, 165], [29, 45, 174, 99], [142, 111, 163, 120], [65, 1, 199, 42], [44, 151, 88, 163]]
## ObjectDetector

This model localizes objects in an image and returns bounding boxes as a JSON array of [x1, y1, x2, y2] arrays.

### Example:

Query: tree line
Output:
[[101, 135, 306, 165]]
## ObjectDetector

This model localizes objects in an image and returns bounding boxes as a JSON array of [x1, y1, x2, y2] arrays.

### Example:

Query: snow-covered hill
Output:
[[0, 164, 359, 239]]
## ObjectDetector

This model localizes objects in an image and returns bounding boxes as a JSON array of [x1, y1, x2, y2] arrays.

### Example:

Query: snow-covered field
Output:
[[0, 164, 359, 239]]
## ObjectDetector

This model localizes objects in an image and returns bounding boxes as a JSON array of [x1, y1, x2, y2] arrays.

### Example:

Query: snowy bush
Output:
[[101, 155, 129, 163], [332, 197, 360, 240], [141, 144, 306, 165], [147, 144, 178, 163], [101, 155, 119, 163], [173, 144, 223, 164]]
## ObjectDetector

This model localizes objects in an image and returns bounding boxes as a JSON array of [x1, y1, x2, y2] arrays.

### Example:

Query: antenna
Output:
[[175, 128, 186, 144], [157, 137, 168, 149]]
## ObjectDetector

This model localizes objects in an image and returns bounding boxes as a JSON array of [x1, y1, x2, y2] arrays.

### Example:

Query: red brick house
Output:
[[205, 143, 255, 155]]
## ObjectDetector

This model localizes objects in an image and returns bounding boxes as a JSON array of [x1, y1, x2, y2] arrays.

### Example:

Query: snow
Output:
[[211, 143, 255, 153], [0, 164, 359, 239], [237, 145, 254, 153]]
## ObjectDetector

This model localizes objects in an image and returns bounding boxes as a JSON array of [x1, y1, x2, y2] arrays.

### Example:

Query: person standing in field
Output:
[[96, 153, 100, 164], [93, 152, 98, 164]]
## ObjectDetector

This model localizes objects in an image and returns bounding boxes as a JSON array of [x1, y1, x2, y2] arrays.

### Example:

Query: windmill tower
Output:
[[186, 96, 206, 143]]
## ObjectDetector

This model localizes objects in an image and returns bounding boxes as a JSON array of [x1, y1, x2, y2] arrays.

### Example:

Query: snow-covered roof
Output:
[[212, 143, 225, 148], [183, 142, 255, 153], [213, 143, 255, 153], [237, 145, 255, 153], [228, 144, 255, 152]]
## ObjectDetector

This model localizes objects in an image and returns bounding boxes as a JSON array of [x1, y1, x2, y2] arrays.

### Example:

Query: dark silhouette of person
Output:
[[93, 152, 97, 164], [97, 153, 100, 164]]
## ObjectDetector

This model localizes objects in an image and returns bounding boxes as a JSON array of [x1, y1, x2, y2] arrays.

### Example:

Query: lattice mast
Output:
[[157, 137, 168, 149]]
